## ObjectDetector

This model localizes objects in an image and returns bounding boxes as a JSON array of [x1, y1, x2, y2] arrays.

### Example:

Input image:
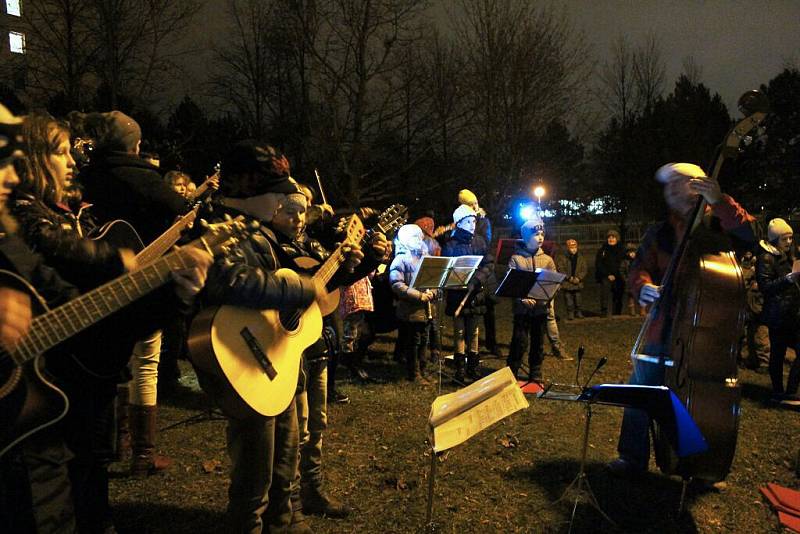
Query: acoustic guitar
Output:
[[0, 218, 247, 459], [189, 215, 369, 418], [295, 204, 408, 317]]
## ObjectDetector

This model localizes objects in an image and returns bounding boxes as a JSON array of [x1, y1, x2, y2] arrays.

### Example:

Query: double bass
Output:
[[630, 90, 769, 482]]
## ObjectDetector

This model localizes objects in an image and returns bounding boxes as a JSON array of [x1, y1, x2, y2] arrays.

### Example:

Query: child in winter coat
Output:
[[506, 218, 557, 382], [556, 239, 587, 320], [390, 224, 435, 383]]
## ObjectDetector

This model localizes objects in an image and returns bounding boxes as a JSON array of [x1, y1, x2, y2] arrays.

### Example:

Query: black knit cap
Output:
[[221, 140, 299, 198]]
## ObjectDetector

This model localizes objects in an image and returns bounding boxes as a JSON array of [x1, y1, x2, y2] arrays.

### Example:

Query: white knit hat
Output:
[[655, 162, 707, 183], [395, 224, 425, 254], [452, 204, 477, 224], [768, 218, 793, 242], [521, 217, 544, 241]]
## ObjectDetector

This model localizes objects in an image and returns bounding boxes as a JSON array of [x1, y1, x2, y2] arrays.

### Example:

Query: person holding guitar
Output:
[[193, 140, 357, 533], [0, 104, 213, 533], [268, 186, 387, 526], [607, 163, 759, 479]]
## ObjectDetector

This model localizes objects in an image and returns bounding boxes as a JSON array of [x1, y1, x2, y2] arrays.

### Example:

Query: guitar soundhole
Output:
[[279, 309, 301, 332]]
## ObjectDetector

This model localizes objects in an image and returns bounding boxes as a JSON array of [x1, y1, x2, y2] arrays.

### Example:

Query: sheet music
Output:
[[429, 367, 529, 452], [410, 255, 483, 290], [445, 255, 483, 287], [529, 268, 566, 300]]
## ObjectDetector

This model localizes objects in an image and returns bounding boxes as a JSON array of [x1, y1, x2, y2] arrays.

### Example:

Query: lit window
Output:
[[9, 31, 25, 54], [6, 0, 21, 17]]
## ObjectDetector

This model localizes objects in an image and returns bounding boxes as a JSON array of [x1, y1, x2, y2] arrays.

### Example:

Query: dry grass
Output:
[[110, 298, 798, 533]]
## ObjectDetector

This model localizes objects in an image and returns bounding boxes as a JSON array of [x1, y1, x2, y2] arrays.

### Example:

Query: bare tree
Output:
[[291, 0, 429, 205], [18, 0, 98, 110], [209, 0, 281, 138], [599, 33, 665, 123], [452, 0, 591, 214], [598, 35, 637, 125], [682, 55, 703, 85], [89, 0, 199, 108], [632, 33, 665, 112]]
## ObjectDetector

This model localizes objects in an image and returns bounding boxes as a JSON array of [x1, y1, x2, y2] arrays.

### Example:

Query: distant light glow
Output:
[[519, 204, 536, 221], [534, 186, 545, 199]]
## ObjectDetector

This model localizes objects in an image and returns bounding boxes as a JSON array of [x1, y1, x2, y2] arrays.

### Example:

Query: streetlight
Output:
[[533, 185, 545, 214]]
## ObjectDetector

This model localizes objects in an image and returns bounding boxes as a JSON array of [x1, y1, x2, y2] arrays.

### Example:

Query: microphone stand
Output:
[[552, 351, 615, 533]]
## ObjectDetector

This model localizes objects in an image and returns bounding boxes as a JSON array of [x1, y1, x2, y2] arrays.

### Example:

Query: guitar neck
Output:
[[11, 250, 192, 366], [136, 210, 197, 265]]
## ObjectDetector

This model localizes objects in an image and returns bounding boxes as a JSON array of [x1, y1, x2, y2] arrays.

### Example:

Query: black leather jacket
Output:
[[756, 241, 800, 329], [11, 193, 124, 291]]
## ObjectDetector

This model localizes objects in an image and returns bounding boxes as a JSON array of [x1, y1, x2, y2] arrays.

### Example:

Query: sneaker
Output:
[[331, 390, 350, 404], [780, 394, 800, 407], [553, 352, 574, 361], [606, 458, 645, 479], [301, 486, 352, 518]]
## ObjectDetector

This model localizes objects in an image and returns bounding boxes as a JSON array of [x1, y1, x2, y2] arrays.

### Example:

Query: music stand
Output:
[[537, 384, 708, 533], [411, 255, 483, 392], [495, 268, 566, 384]]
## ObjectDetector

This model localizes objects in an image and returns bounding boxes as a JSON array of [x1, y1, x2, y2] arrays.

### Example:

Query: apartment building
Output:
[[1, 0, 26, 90]]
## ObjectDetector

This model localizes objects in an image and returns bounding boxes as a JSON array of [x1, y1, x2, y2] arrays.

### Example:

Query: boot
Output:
[[301, 484, 352, 518], [114, 383, 131, 462], [345, 351, 370, 382], [130, 405, 172, 478], [453, 353, 465, 384], [466, 352, 481, 381]]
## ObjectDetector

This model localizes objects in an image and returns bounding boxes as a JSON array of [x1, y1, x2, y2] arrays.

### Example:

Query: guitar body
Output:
[[90, 219, 145, 252], [293, 256, 340, 316], [188, 268, 324, 418], [0, 271, 67, 459]]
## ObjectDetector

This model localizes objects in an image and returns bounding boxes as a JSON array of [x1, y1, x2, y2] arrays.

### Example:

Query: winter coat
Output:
[[389, 252, 429, 322], [80, 151, 190, 244], [11, 193, 125, 291], [556, 251, 587, 291], [200, 206, 317, 311], [595, 242, 624, 282], [508, 246, 556, 316], [442, 227, 493, 316], [756, 240, 800, 330]]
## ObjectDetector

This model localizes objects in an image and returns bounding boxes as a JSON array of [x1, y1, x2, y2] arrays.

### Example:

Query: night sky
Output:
[[172, 1, 800, 117]]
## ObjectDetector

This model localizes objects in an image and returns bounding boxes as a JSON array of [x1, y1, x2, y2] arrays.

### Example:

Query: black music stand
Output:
[[494, 267, 566, 383], [411, 255, 483, 392], [537, 384, 708, 533]]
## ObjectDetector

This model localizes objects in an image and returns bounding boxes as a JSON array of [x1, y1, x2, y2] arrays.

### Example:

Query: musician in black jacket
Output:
[[270, 187, 386, 526], [195, 140, 370, 533], [0, 106, 212, 533], [80, 111, 194, 477]]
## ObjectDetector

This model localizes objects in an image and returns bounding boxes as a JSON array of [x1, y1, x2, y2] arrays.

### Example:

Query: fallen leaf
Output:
[[201, 459, 220, 473]]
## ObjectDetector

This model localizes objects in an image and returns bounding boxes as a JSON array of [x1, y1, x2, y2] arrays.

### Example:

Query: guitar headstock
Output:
[[373, 204, 408, 240], [193, 215, 253, 257], [338, 214, 366, 248]]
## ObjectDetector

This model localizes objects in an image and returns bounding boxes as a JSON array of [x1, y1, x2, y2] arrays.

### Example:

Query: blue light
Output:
[[519, 204, 535, 220]]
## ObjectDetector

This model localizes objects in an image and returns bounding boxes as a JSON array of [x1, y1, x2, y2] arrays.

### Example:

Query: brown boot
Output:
[[130, 404, 172, 478], [115, 383, 131, 462]]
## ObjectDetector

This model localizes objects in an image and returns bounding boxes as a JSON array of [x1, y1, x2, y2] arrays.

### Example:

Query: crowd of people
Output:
[[0, 102, 798, 532]]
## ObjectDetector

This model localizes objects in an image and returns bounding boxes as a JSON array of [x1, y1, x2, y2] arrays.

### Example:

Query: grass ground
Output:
[[109, 295, 799, 533]]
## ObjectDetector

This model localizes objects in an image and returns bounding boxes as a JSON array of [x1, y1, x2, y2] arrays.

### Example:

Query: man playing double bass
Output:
[[607, 162, 760, 478]]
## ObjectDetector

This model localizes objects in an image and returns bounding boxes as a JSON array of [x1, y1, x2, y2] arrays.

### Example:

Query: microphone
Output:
[[581, 357, 608, 391], [574, 345, 585, 386]]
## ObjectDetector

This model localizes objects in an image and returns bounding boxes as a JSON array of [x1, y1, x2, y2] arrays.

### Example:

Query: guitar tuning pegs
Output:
[[224, 213, 233, 221], [199, 219, 209, 229]]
